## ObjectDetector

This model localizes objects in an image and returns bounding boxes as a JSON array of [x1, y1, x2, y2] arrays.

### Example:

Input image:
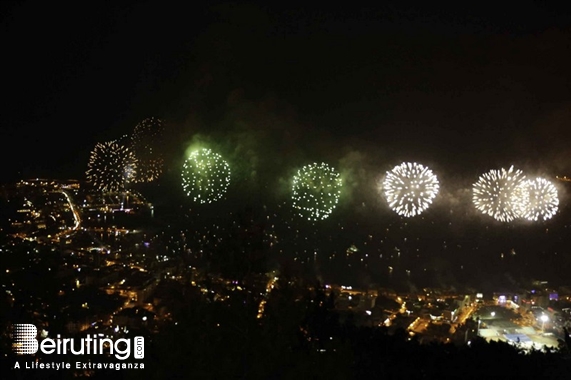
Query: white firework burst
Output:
[[472, 166, 526, 222], [382, 162, 440, 217], [513, 177, 559, 221], [86, 141, 137, 193]]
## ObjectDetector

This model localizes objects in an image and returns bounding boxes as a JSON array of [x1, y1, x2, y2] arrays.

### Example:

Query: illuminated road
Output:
[[450, 304, 477, 333], [61, 190, 81, 230], [51, 190, 81, 241], [257, 273, 279, 319]]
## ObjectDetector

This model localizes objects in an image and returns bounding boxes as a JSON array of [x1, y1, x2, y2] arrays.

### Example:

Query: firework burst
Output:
[[292, 162, 342, 221], [514, 177, 558, 221], [472, 166, 526, 222], [382, 162, 439, 217], [181, 148, 231, 203], [131, 117, 164, 183], [86, 141, 137, 192]]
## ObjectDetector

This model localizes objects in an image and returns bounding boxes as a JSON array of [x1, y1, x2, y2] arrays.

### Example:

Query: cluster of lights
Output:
[[181, 148, 231, 204], [86, 141, 137, 193], [472, 166, 559, 222], [292, 162, 342, 221], [130, 117, 164, 183], [382, 162, 440, 217]]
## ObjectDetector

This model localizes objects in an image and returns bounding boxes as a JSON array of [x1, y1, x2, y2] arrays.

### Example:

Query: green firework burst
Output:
[[181, 148, 231, 203], [292, 162, 342, 221]]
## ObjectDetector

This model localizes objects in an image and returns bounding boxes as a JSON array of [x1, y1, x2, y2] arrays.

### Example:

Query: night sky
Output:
[[2, 1, 571, 183]]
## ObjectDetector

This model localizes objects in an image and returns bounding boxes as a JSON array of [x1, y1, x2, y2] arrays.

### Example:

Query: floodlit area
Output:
[[475, 305, 559, 351]]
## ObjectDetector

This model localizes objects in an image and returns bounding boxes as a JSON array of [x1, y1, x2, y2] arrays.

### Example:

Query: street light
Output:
[[491, 311, 495, 318], [541, 314, 548, 333]]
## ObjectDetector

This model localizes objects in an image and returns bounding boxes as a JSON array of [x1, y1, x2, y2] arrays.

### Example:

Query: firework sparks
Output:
[[181, 148, 231, 203], [86, 141, 137, 193], [514, 177, 559, 221], [131, 117, 164, 183], [382, 162, 439, 217], [292, 162, 342, 221], [472, 166, 526, 222]]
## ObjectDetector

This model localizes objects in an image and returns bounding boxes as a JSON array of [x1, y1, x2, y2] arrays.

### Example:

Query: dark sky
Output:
[[2, 1, 571, 182]]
